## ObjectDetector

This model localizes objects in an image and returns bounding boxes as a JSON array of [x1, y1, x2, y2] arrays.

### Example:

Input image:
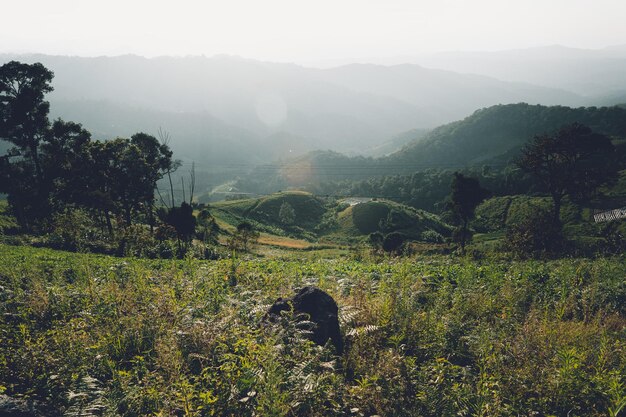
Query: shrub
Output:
[[46, 209, 106, 252], [382, 232, 406, 254], [505, 205, 564, 258], [421, 229, 444, 243]]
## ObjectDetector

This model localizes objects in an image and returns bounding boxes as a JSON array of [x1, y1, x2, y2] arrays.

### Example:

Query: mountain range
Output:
[[2, 47, 626, 196], [0, 52, 592, 163]]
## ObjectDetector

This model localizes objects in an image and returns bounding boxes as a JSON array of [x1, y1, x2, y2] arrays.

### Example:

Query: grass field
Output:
[[0, 243, 624, 416]]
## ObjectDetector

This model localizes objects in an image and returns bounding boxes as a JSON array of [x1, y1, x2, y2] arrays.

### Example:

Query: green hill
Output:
[[385, 103, 626, 172], [211, 191, 329, 237], [236, 104, 626, 192], [211, 193, 452, 243], [336, 200, 452, 241]]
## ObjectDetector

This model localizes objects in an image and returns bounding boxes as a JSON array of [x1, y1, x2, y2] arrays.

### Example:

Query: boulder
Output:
[[266, 286, 343, 354]]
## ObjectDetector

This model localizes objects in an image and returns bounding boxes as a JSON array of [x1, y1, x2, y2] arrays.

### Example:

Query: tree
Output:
[[229, 221, 259, 252], [41, 119, 93, 210], [0, 61, 53, 181], [518, 123, 617, 227], [369, 231, 384, 253], [89, 135, 173, 228], [163, 202, 196, 244], [505, 204, 563, 258], [1, 61, 175, 237], [278, 201, 296, 226], [0, 61, 54, 226], [197, 208, 220, 245], [129, 132, 173, 230], [382, 232, 406, 255], [449, 173, 490, 253]]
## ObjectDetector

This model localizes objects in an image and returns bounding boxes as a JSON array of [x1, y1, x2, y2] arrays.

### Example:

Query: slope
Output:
[[385, 103, 626, 173]]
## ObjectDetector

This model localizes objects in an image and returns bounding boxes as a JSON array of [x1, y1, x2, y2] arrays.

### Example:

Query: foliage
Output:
[[0, 244, 624, 416], [505, 204, 564, 258], [518, 123, 619, 226], [162, 202, 196, 242], [0, 61, 174, 232], [368, 232, 384, 252], [196, 208, 220, 245], [45, 208, 106, 252], [278, 201, 296, 226], [388, 103, 626, 173], [228, 221, 260, 252], [420, 229, 445, 244], [448, 173, 490, 252], [382, 231, 406, 254]]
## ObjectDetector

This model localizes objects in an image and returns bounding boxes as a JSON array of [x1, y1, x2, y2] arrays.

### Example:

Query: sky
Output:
[[2, 0, 626, 65]]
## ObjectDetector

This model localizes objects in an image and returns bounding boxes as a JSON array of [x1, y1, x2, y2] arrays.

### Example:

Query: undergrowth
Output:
[[0, 244, 624, 416]]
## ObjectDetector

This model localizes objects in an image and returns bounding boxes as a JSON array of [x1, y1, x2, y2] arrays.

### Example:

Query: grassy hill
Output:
[[211, 192, 452, 244], [335, 200, 451, 240], [210, 191, 332, 241], [473, 195, 583, 233], [212, 191, 326, 229]]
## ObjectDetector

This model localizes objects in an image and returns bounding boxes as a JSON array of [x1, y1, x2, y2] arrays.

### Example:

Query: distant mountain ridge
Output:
[[415, 45, 626, 98], [1, 53, 587, 162]]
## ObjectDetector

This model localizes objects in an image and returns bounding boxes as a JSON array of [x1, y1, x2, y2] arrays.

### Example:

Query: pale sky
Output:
[[1, 0, 625, 64]]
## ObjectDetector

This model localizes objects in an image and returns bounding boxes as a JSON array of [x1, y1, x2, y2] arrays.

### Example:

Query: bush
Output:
[[598, 222, 626, 255], [116, 224, 159, 258], [505, 206, 564, 258], [382, 232, 406, 254], [421, 229, 444, 243], [46, 209, 107, 252]]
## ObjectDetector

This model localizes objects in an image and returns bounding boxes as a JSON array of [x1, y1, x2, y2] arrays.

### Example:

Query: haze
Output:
[[2, 0, 626, 65]]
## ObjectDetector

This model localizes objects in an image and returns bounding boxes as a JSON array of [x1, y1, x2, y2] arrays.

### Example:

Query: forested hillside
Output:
[[233, 103, 626, 198], [385, 103, 626, 172]]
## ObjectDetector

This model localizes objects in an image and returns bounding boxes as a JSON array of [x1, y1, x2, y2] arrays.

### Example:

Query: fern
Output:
[[64, 375, 105, 417], [346, 325, 380, 338]]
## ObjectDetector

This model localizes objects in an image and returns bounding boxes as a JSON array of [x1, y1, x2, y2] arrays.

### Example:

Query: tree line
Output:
[[0, 61, 176, 234]]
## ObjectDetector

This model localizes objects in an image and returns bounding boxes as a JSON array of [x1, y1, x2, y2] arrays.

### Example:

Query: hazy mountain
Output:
[[416, 45, 626, 98], [50, 99, 264, 164], [1, 53, 587, 161], [362, 128, 430, 157], [384, 103, 626, 172], [315, 63, 583, 122], [1, 54, 425, 154], [237, 103, 626, 193]]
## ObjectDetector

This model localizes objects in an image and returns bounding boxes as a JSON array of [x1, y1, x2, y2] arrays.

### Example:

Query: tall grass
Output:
[[0, 244, 624, 416]]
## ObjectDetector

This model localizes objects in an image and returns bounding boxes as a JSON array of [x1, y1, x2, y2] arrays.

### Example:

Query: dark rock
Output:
[[0, 395, 40, 417], [266, 286, 343, 354]]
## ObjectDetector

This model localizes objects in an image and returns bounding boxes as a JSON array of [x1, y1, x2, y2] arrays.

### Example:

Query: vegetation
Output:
[[518, 122, 619, 226], [228, 221, 260, 252], [0, 244, 625, 416], [1, 59, 626, 416], [235, 103, 626, 197], [386, 103, 626, 172], [447, 173, 490, 252], [0, 61, 175, 232]]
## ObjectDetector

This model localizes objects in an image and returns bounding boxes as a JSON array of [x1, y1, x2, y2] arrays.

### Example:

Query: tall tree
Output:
[[449, 172, 490, 252], [517, 123, 618, 226], [89, 135, 173, 228], [0, 61, 54, 226], [41, 119, 93, 210]]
